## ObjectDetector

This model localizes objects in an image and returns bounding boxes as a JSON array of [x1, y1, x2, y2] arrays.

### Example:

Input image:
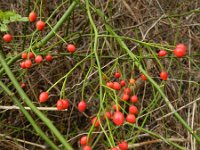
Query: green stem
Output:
[[0, 80, 60, 150], [85, 0, 102, 99], [36, 0, 78, 48], [95, 8, 200, 143], [85, 0, 106, 148], [22, 0, 30, 51], [47, 52, 93, 92], [0, 46, 73, 150]]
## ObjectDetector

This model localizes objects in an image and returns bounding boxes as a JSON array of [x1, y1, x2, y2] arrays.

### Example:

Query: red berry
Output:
[[129, 78, 135, 85], [113, 104, 121, 111], [158, 50, 167, 57], [36, 20, 45, 31], [126, 114, 136, 124], [160, 71, 168, 80], [106, 82, 114, 89], [20, 83, 26, 89], [174, 47, 186, 58], [21, 52, 27, 59], [29, 11, 37, 22], [3, 34, 13, 42], [141, 74, 147, 81], [78, 100, 87, 112], [129, 105, 138, 115], [24, 59, 32, 68], [56, 100, 63, 110], [174, 43, 187, 58], [122, 94, 129, 101], [130, 95, 138, 103], [45, 54, 53, 62], [176, 43, 187, 51], [113, 111, 124, 126], [120, 80, 126, 87], [20, 61, 26, 69], [67, 44, 76, 53], [82, 145, 92, 150], [35, 55, 43, 64], [80, 135, 89, 146], [91, 116, 100, 127], [61, 99, 69, 109], [114, 72, 121, 78], [39, 92, 48, 103], [123, 88, 131, 95], [29, 52, 35, 59], [118, 141, 128, 150], [104, 111, 112, 119], [113, 82, 121, 90]]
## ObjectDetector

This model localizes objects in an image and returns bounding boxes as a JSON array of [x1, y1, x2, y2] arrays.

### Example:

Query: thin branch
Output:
[[128, 138, 188, 148], [0, 106, 68, 111], [0, 134, 46, 149]]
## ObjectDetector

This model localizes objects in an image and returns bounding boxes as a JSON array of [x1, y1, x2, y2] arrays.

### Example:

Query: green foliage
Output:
[[0, 10, 28, 32]]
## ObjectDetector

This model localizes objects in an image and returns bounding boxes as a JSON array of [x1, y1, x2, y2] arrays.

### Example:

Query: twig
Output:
[[0, 134, 46, 149], [0, 105, 67, 111], [156, 97, 200, 121], [128, 138, 188, 148]]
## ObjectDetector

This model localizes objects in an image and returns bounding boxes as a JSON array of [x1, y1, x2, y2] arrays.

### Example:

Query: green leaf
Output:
[[18, 17, 28, 22], [5, 11, 16, 17], [0, 24, 8, 32], [2, 19, 9, 24], [10, 15, 21, 22], [0, 11, 28, 23], [0, 11, 4, 19], [0, 10, 28, 32]]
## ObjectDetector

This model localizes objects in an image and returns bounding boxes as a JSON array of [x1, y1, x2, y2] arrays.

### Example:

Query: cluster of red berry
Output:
[[38, 72, 133, 149], [2, 11, 44, 43], [1, 10, 79, 112], [19, 43, 75, 70], [158, 43, 187, 58], [106, 72, 139, 125], [29, 11, 45, 30], [80, 135, 128, 150], [19, 52, 53, 69], [102, 72, 139, 150], [157, 43, 187, 80], [4, 11, 75, 88], [2, 10, 188, 150]]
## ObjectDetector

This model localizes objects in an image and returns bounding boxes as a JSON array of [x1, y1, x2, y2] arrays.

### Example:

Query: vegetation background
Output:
[[0, 0, 200, 150]]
